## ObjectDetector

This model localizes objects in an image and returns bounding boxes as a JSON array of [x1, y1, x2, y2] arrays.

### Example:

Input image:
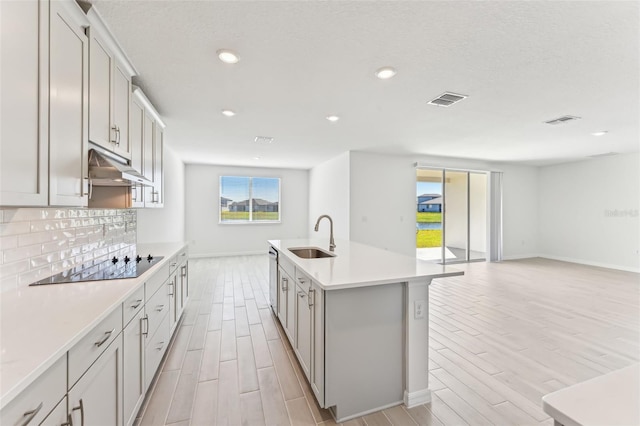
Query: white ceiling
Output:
[[93, 0, 639, 169]]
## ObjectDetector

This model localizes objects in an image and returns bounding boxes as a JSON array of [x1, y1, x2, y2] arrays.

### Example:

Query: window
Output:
[[220, 176, 281, 223]]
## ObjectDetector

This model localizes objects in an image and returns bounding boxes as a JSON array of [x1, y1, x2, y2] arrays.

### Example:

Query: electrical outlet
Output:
[[414, 300, 425, 319]]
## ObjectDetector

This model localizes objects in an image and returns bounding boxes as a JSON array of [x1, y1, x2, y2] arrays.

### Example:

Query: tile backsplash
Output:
[[0, 208, 137, 292]]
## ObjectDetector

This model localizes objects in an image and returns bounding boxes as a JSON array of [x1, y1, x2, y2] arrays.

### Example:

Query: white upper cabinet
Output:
[[0, 0, 49, 206], [130, 93, 146, 208], [85, 5, 137, 160], [49, 0, 90, 206], [0, 0, 90, 207]]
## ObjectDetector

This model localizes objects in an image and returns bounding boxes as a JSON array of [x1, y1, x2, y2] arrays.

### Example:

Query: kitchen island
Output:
[[268, 238, 463, 422]]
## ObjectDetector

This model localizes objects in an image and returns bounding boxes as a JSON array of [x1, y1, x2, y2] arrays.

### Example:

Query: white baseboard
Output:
[[404, 388, 432, 408], [502, 253, 541, 260], [332, 400, 404, 423], [537, 254, 640, 273], [189, 250, 267, 259]]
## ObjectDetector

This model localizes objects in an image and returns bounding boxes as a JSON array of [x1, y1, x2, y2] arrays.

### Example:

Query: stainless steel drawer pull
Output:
[[19, 401, 43, 426], [298, 291, 306, 298], [95, 329, 115, 347], [156, 304, 165, 312], [282, 277, 288, 291], [308, 289, 315, 307], [156, 341, 165, 351], [168, 282, 174, 296], [170, 262, 177, 267], [131, 299, 143, 309]]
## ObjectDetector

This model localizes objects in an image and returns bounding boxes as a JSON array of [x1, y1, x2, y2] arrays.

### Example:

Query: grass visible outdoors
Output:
[[417, 230, 442, 248], [416, 212, 442, 248], [416, 212, 442, 223], [221, 211, 279, 221]]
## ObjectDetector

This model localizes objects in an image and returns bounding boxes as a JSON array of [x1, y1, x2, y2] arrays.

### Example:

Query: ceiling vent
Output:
[[544, 115, 581, 125], [427, 92, 468, 107], [254, 136, 274, 144], [588, 152, 618, 158]]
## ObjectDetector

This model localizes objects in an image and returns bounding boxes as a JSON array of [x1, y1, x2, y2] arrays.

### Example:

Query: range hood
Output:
[[88, 148, 152, 187]]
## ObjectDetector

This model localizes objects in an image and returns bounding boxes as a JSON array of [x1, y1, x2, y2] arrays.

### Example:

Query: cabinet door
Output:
[[48, 0, 88, 206], [87, 27, 113, 150], [286, 274, 296, 342], [179, 261, 188, 315], [311, 283, 324, 406], [123, 311, 145, 426], [112, 62, 131, 159], [277, 267, 289, 326], [68, 336, 123, 426], [0, 0, 48, 206], [152, 125, 164, 207], [169, 273, 177, 331], [129, 97, 145, 207], [142, 113, 155, 207], [295, 283, 312, 379]]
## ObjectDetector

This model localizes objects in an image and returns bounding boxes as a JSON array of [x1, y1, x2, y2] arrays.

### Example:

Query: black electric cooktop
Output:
[[29, 255, 164, 286]]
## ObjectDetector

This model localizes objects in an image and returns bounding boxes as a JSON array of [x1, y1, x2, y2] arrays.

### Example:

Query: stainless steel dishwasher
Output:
[[268, 246, 278, 314]]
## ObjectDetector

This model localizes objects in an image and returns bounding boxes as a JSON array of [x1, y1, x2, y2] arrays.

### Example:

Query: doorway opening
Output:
[[416, 168, 488, 264]]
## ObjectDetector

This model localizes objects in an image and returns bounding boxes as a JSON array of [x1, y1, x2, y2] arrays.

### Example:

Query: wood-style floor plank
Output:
[[139, 255, 639, 426]]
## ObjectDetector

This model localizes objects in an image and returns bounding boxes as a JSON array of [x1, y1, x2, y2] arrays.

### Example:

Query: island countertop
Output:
[[268, 238, 463, 290]]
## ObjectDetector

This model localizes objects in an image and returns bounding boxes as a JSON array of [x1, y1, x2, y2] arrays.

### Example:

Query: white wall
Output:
[[186, 164, 309, 257], [312, 151, 539, 259], [138, 145, 186, 244], [308, 152, 351, 241], [538, 152, 639, 271]]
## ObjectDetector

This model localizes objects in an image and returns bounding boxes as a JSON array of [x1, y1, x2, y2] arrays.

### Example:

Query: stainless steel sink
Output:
[[288, 247, 336, 259]]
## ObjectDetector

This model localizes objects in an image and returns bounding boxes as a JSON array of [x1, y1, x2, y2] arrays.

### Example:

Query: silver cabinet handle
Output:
[[111, 125, 118, 144], [181, 265, 187, 277], [168, 282, 174, 296], [71, 399, 84, 426], [19, 401, 43, 426], [308, 289, 315, 307], [130, 299, 143, 309], [170, 262, 177, 268], [95, 329, 114, 347], [181, 252, 186, 257], [116, 125, 121, 146], [142, 314, 149, 337], [83, 177, 93, 199], [131, 185, 138, 202], [156, 341, 165, 351], [156, 304, 165, 312], [282, 277, 288, 291], [298, 291, 306, 298]]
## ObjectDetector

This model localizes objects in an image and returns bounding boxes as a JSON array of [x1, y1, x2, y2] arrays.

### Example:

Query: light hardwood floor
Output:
[[136, 256, 640, 426]]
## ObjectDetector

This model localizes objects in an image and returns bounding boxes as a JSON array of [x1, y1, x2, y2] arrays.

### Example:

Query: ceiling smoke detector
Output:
[[544, 115, 581, 125], [254, 136, 274, 144], [427, 92, 468, 107]]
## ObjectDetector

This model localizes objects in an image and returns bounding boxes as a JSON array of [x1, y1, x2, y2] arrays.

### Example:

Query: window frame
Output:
[[219, 175, 282, 225]]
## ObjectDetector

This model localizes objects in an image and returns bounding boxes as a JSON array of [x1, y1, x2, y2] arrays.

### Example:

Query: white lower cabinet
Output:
[[144, 311, 170, 392], [123, 310, 145, 426], [295, 280, 312, 379], [68, 336, 123, 426], [311, 281, 324, 406], [0, 355, 66, 426]]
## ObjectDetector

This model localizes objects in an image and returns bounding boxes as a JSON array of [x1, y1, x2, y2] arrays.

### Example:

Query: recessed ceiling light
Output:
[[326, 115, 340, 122], [592, 131, 608, 136], [375, 67, 396, 80], [217, 49, 239, 64], [221, 109, 236, 117]]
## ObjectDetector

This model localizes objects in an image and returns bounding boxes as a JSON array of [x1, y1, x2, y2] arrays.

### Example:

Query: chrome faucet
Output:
[[314, 215, 336, 251]]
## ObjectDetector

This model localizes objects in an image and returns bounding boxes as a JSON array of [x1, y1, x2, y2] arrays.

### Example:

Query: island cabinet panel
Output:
[[277, 266, 296, 342], [324, 283, 404, 420], [311, 281, 325, 407]]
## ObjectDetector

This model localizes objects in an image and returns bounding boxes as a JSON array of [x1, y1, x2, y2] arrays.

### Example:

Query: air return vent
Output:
[[427, 92, 468, 107], [544, 115, 581, 125]]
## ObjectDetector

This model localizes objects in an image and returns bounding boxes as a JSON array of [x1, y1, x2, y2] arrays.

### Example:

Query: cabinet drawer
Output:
[[145, 311, 170, 391], [295, 270, 312, 293], [279, 254, 296, 281], [145, 262, 170, 300], [123, 286, 145, 327], [69, 305, 123, 387], [146, 279, 170, 339], [0, 355, 66, 426]]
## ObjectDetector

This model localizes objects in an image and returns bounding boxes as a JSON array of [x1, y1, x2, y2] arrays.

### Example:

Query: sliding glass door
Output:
[[416, 168, 487, 264]]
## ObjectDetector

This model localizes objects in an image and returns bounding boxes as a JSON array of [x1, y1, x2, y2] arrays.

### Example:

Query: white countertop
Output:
[[542, 363, 640, 426], [0, 241, 187, 410], [269, 238, 463, 290]]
